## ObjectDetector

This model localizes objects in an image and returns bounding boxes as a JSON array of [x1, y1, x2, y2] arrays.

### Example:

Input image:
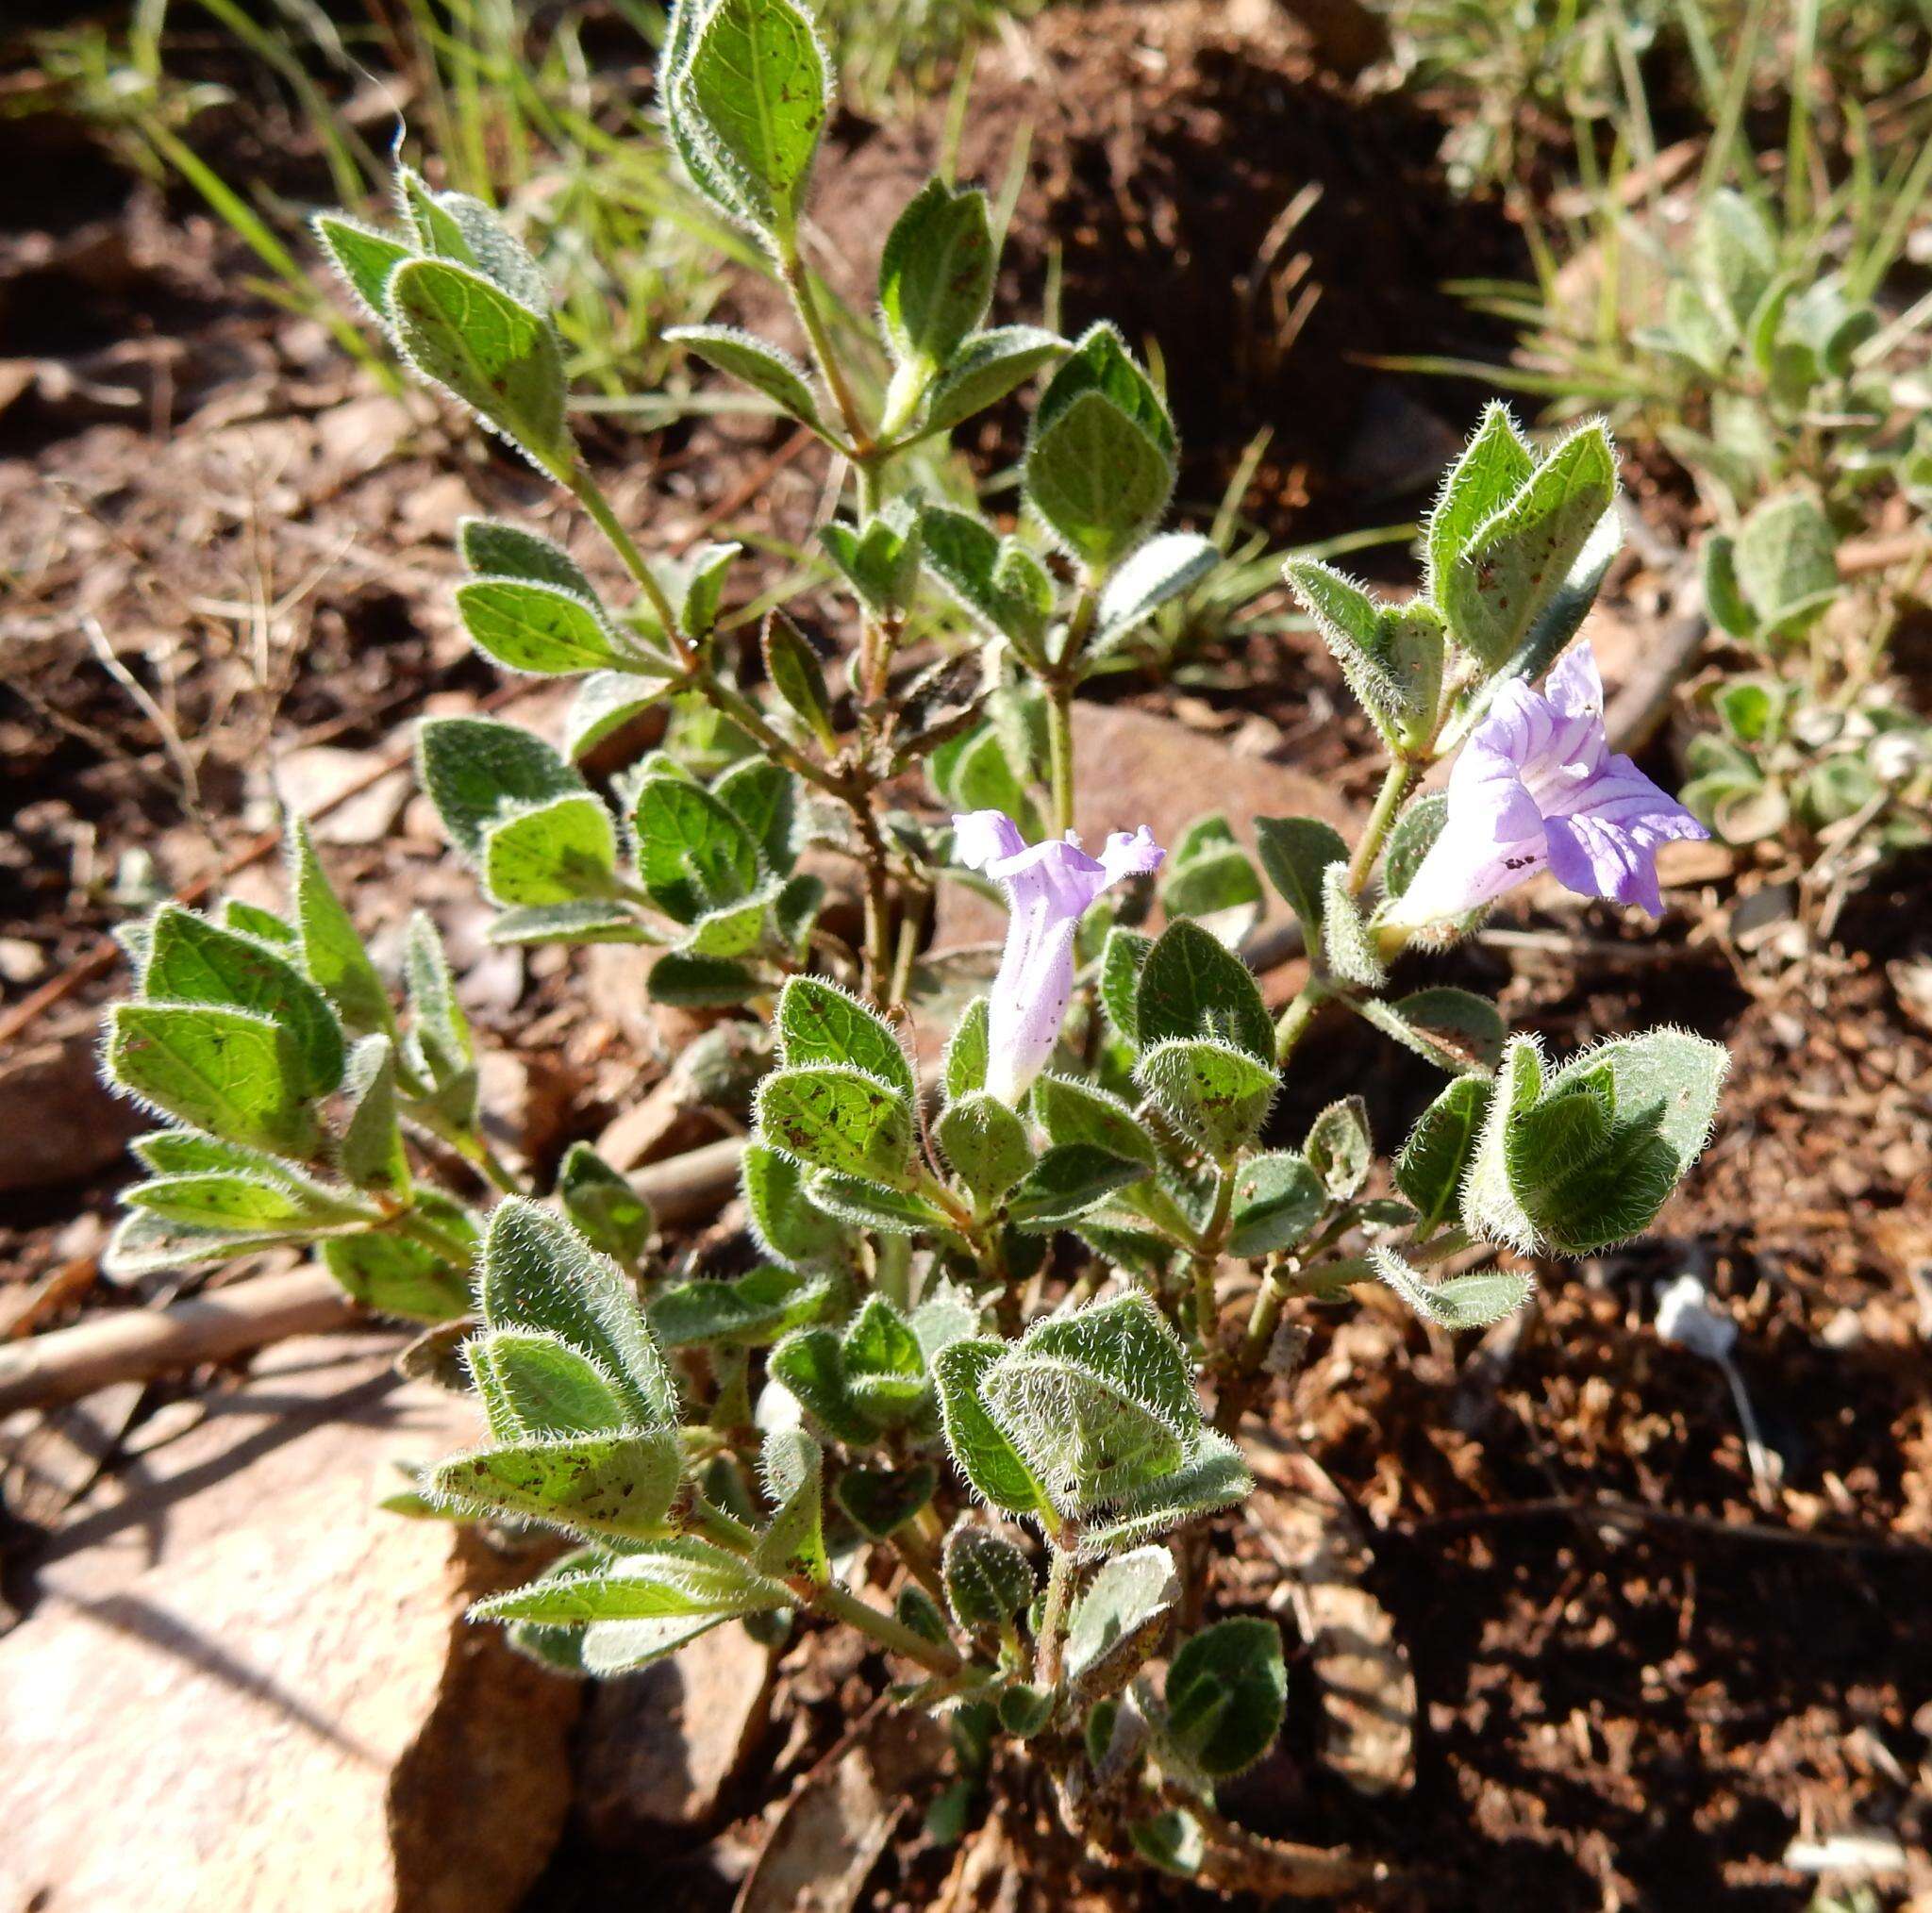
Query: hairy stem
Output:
[[1043, 583, 1101, 837], [1273, 978, 1326, 1067], [1345, 756, 1415, 895], [1035, 1540, 1077, 1690], [1045, 674, 1078, 838], [777, 240, 873, 462], [386, 1204, 482, 1267], [1190, 1158, 1237, 1352], [565, 460, 684, 656], [814, 1576, 963, 1676], [692, 1493, 962, 1677]]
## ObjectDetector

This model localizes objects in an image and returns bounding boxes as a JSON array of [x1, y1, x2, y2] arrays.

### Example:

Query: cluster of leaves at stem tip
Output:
[[93, 0, 1730, 1884]]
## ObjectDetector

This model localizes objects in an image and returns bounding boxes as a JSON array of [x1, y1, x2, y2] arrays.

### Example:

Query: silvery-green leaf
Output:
[[1135, 918, 1273, 1064], [108, 1004, 319, 1159], [455, 577, 634, 675], [1371, 1247, 1534, 1331], [1134, 1038, 1275, 1159], [1255, 815, 1348, 940], [1394, 1074, 1492, 1235], [141, 904, 345, 1099], [104, 1209, 310, 1278], [1024, 323, 1175, 569], [1162, 1616, 1286, 1780], [432, 1429, 683, 1540], [937, 1091, 1035, 1203], [948, 724, 1045, 840], [761, 608, 838, 748], [482, 792, 618, 907], [999, 1683, 1055, 1737], [644, 951, 759, 1006], [679, 891, 774, 958], [563, 672, 675, 762], [338, 1034, 410, 1197], [221, 901, 294, 947], [416, 715, 586, 864], [919, 506, 1054, 657], [666, 0, 830, 241], [1064, 1544, 1178, 1700], [1226, 1151, 1325, 1256], [386, 257, 570, 470], [753, 1425, 827, 1583], [1032, 1075, 1158, 1170], [470, 1537, 791, 1622], [479, 1197, 677, 1426], [667, 324, 824, 429], [1162, 844, 1263, 923], [652, 1265, 829, 1348], [835, 1462, 937, 1540], [1380, 794, 1447, 901], [489, 901, 654, 946], [918, 325, 1065, 439], [313, 211, 414, 325], [1461, 1031, 1725, 1255], [320, 1190, 476, 1322], [635, 776, 761, 923], [932, 1338, 1051, 1518], [1734, 490, 1838, 638], [1305, 1095, 1372, 1199], [1007, 1142, 1150, 1228], [776, 975, 916, 1105], [1353, 986, 1504, 1074], [756, 1064, 915, 1183], [1089, 532, 1219, 656], [769, 1325, 876, 1444], [1440, 422, 1618, 672], [1320, 863, 1385, 989], [396, 178, 549, 309], [743, 1140, 854, 1271], [943, 1522, 1034, 1629], [1077, 1428, 1250, 1555], [556, 1141, 653, 1267], [1693, 190, 1778, 335], [820, 503, 923, 618], [1425, 401, 1534, 604], [879, 176, 994, 369], [467, 1327, 631, 1439], [803, 1171, 958, 1239], [1020, 1292, 1195, 1429], [678, 540, 739, 640], [458, 516, 596, 597], [1130, 1807, 1205, 1878], [1281, 558, 1407, 742], [123, 1169, 358, 1233], [981, 1355, 1183, 1516], [943, 996, 990, 1099], [288, 818, 394, 1040]]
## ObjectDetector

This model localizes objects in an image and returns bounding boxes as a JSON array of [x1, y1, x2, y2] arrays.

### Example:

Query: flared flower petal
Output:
[[954, 810, 1166, 1103], [1383, 641, 1707, 930]]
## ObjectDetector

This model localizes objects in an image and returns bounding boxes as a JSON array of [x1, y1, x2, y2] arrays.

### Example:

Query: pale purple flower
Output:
[[1383, 642, 1707, 929], [954, 810, 1165, 1104]]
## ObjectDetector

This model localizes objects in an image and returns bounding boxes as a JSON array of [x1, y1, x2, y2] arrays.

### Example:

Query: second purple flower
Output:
[[954, 810, 1165, 1104]]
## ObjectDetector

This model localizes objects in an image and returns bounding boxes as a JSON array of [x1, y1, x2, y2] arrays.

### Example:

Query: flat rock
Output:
[[0, 1334, 577, 1913], [271, 744, 412, 847], [576, 1617, 774, 1844], [0, 1033, 141, 1193]]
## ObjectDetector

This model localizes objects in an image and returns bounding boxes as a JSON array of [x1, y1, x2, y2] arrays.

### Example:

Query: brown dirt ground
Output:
[[4, 5, 1930, 1910]]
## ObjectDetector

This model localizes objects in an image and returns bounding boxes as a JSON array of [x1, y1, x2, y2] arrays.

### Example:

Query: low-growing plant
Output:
[[94, 0, 1729, 1888]]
